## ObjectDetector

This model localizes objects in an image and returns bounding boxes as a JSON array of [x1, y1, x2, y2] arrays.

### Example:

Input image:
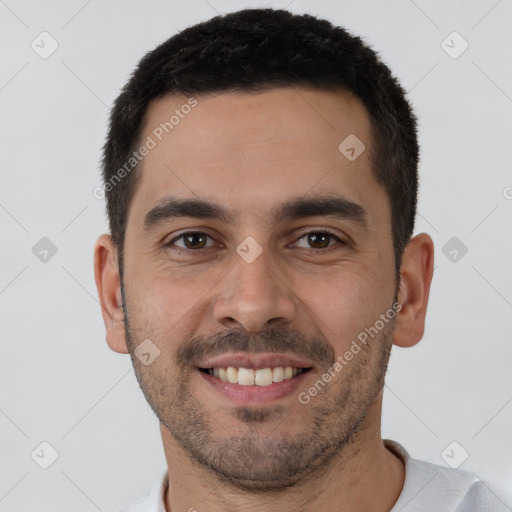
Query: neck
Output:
[[160, 398, 405, 512]]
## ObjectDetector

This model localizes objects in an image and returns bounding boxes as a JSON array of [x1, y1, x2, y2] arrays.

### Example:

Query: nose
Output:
[[212, 247, 297, 333]]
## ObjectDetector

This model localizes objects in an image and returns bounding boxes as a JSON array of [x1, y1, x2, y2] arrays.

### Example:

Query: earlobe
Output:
[[393, 233, 435, 348], [93, 234, 129, 354]]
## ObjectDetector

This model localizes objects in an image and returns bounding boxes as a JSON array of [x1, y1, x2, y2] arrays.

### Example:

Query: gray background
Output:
[[1, 0, 511, 510]]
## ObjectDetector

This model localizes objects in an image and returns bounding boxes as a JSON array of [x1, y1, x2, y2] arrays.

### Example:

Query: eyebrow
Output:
[[142, 194, 368, 232]]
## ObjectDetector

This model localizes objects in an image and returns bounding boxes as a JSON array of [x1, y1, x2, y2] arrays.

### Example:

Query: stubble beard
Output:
[[120, 278, 394, 492]]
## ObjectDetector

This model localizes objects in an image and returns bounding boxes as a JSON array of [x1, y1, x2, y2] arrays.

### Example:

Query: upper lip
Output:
[[197, 352, 315, 370]]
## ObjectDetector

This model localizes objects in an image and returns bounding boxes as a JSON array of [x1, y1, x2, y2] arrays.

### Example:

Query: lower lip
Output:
[[198, 369, 311, 405]]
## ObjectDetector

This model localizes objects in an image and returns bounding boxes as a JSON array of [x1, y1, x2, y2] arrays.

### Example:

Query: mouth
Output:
[[199, 366, 312, 386], [196, 353, 315, 405]]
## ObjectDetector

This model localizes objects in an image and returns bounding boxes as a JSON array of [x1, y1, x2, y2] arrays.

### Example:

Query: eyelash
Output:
[[165, 230, 345, 254]]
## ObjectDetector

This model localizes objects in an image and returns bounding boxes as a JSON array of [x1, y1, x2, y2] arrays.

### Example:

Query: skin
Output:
[[94, 87, 434, 512]]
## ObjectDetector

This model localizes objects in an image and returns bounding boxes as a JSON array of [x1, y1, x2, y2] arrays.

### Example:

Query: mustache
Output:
[[176, 326, 336, 369]]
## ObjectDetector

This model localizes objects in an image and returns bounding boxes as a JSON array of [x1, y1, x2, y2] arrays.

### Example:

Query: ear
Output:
[[393, 233, 434, 348], [93, 234, 129, 354]]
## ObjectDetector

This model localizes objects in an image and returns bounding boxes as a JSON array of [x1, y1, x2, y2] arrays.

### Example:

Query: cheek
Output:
[[299, 269, 388, 350], [126, 269, 218, 340]]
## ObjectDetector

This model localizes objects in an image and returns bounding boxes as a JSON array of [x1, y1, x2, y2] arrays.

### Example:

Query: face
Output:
[[117, 87, 399, 490]]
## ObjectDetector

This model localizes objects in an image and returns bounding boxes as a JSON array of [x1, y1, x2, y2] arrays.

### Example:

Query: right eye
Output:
[[165, 231, 216, 251]]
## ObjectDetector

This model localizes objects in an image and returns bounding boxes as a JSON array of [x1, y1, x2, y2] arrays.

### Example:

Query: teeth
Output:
[[254, 368, 273, 386], [238, 367, 255, 385], [226, 366, 238, 384], [272, 367, 284, 383], [207, 366, 304, 386]]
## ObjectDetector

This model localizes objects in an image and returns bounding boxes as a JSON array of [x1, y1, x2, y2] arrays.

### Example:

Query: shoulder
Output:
[[116, 469, 168, 512], [384, 440, 509, 512], [455, 480, 511, 512], [117, 495, 148, 512]]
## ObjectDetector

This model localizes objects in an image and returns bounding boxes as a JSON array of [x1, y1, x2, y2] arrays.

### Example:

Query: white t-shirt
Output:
[[117, 439, 510, 511]]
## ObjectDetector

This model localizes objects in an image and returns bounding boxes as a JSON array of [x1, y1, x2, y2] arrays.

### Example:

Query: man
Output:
[[94, 8, 507, 512]]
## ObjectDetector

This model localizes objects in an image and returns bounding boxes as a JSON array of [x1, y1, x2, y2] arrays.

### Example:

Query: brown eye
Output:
[[295, 230, 342, 250], [183, 233, 207, 249], [306, 232, 332, 249], [167, 232, 214, 250]]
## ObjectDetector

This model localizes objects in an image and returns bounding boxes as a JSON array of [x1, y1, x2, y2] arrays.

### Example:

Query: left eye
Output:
[[294, 231, 342, 249]]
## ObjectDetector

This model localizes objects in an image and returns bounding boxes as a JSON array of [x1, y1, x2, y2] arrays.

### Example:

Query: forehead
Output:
[[128, 87, 388, 228]]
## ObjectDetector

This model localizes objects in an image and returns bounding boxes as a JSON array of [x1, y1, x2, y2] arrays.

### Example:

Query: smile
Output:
[[200, 366, 310, 386]]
